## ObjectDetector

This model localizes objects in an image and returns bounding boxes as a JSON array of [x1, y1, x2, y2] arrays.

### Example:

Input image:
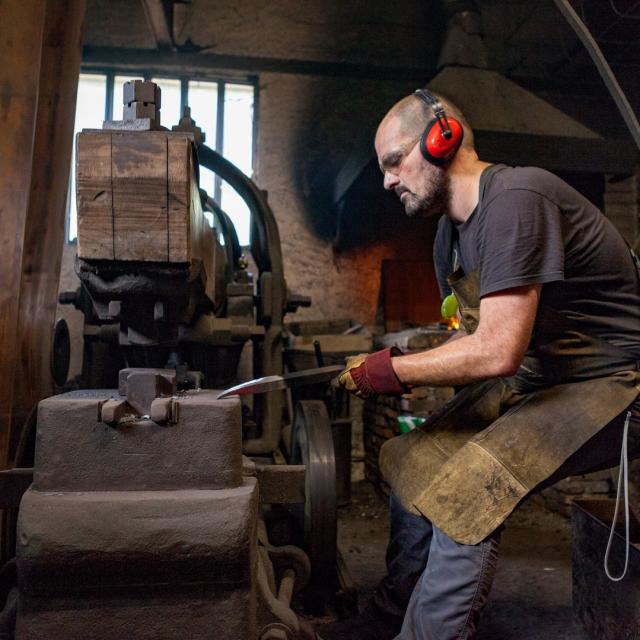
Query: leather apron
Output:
[[379, 267, 640, 545]]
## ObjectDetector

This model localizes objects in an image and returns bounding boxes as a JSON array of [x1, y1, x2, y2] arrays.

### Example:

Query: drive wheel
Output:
[[290, 400, 337, 608]]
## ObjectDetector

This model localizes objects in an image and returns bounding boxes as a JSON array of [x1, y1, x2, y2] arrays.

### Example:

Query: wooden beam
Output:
[[0, 0, 47, 469], [140, 0, 174, 50], [82, 45, 435, 81], [9, 0, 86, 464]]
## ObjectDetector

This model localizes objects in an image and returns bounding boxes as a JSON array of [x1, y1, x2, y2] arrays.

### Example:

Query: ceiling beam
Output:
[[82, 45, 435, 81], [140, 0, 173, 50]]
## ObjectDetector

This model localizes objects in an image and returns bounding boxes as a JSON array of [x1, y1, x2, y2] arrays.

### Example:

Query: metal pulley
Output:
[[290, 400, 338, 608]]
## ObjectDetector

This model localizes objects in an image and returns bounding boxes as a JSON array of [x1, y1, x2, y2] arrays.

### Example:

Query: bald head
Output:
[[378, 91, 475, 152]]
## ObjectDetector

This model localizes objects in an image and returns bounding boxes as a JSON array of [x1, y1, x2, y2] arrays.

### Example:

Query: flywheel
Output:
[[290, 400, 337, 603]]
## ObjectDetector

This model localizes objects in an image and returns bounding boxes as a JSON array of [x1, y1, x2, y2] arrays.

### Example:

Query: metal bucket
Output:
[[572, 499, 640, 640]]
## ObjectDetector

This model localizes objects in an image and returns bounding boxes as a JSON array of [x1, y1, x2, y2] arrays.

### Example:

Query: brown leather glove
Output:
[[335, 347, 407, 398]]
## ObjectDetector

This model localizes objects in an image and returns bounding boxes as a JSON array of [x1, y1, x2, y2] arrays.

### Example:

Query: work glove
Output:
[[334, 347, 407, 398]]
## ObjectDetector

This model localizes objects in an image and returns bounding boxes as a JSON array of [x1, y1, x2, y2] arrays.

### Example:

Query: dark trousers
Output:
[[370, 399, 640, 640]]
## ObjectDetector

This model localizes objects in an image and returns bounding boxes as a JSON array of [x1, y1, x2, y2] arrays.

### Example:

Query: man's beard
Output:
[[396, 167, 451, 218]]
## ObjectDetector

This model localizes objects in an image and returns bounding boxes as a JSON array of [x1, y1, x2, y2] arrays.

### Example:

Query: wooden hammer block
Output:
[[76, 130, 206, 267], [112, 131, 169, 261], [76, 132, 114, 260]]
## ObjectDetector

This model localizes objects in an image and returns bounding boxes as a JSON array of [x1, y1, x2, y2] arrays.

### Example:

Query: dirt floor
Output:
[[313, 481, 587, 640]]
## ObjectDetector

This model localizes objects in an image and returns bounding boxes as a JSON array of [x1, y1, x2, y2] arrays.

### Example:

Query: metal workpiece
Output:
[[217, 365, 344, 399]]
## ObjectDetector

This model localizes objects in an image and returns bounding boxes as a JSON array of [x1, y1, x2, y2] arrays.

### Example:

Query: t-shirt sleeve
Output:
[[478, 188, 565, 297], [433, 216, 453, 298]]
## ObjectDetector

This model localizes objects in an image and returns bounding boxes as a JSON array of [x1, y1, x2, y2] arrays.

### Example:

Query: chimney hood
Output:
[[330, 0, 638, 250]]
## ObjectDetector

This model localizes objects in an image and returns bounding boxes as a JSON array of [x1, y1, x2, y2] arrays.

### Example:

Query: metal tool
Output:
[[217, 364, 344, 399]]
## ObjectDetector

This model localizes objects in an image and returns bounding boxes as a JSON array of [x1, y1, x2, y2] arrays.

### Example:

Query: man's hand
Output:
[[333, 348, 407, 398], [335, 353, 368, 396]]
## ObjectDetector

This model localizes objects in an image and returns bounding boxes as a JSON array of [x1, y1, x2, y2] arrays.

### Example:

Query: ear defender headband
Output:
[[413, 89, 464, 165]]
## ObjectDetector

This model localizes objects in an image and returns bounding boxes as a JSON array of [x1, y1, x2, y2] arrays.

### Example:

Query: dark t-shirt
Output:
[[434, 165, 640, 358]]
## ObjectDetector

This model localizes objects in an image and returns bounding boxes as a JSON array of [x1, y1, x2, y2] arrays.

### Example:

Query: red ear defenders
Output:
[[413, 89, 464, 165]]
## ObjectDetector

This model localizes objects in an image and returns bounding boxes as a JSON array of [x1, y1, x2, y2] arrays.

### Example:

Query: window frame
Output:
[[68, 67, 259, 244]]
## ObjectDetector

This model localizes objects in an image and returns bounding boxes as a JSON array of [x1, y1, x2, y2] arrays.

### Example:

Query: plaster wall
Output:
[[255, 71, 426, 325]]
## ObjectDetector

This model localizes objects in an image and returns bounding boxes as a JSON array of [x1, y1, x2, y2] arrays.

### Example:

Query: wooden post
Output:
[[0, 0, 47, 469], [9, 0, 87, 465]]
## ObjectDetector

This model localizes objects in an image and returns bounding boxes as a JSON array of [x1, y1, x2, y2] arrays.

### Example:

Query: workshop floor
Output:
[[314, 481, 587, 640]]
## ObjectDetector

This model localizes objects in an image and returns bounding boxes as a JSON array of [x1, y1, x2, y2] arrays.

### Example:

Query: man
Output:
[[334, 89, 640, 639]]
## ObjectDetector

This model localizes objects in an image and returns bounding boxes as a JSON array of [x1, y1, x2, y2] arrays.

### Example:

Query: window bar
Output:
[[105, 72, 115, 122], [180, 78, 188, 117], [214, 81, 225, 204], [250, 76, 259, 179], [65, 178, 73, 243]]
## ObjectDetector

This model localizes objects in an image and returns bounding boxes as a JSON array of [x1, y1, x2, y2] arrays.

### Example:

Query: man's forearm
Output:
[[391, 332, 515, 387], [391, 286, 540, 388]]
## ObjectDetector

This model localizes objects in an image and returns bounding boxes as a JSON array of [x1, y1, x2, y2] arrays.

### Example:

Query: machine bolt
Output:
[[122, 80, 161, 124], [150, 397, 179, 425], [122, 80, 161, 109], [123, 101, 158, 120], [99, 399, 128, 425]]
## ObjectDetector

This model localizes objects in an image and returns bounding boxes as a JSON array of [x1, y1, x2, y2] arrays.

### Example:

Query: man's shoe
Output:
[[315, 605, 402, 640]]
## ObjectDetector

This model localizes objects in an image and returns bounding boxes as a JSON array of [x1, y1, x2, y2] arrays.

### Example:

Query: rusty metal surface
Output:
[[256, 520, 314, 640], [34, 389, 243, 492], [572, 499, 640, 640], [254, 463, 305, 505], [17, 480, 259, 640], [291, 400, 337, 611]]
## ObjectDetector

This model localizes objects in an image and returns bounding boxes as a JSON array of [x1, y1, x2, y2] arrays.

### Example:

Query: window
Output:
[[68, 71, 257, 245]]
